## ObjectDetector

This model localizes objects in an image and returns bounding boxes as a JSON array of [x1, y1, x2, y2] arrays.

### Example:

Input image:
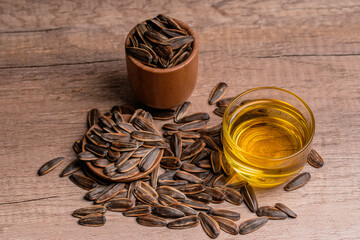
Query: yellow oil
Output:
[[223, 99, 312, 187]]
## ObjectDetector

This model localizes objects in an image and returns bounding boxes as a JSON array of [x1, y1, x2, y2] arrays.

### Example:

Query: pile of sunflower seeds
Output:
[[38, 82, 324, 238], [126, 14, 194, 68]]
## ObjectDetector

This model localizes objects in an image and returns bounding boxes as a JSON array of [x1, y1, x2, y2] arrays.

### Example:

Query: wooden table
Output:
[[1, 1, 359, 239]]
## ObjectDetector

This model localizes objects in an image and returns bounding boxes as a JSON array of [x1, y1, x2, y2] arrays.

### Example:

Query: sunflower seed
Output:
[[160, 156, 181, 169], [158, 194, 181, 205], [78, 213, 106, 227], [181, 139, 206, 160], [167, 216, 199, 229], [216, 97, 234, 107], [214, 107, 226, 117], [72, 205, 106, 218], [110, 167, 140, 180], [175, 101, 192, 123], [69, 174, 97, 190], [198, 124, 222, 137], [115, 149, 136, 167], [132, 116, 161, 135], [208, 82, 228, 105], [307, 149, 324, 168], [223, 187, 243, 205], [198, 212, 220, 239], [210, 151, 222, 173], [111, 141, 139, 152], [212, 216, 238, 235], [176, 184, 205, 194], [150, 165, 159, 189], [116, 158, 140, 172], [38, 157, 64, 176], [73, 139, 82, 154], [86, 134, 111, 148], [170, 132, 182, 158], [208, 208, 240, 221], [157, 186, 186, 201], [139, 147, 161, 171], [197, 159, 211, 169], [95, 183, 126, 203], [123, 205, 152, 217], [183, 199, 211, 211], [150, 109, 176, 120], [84, 185, 107, 201], [136, 215, 167, 227], [275, 203, 297, 218], [134, 185, 159, 206], [126, 47, 153, 63], [177, 113, 210, 124], [256, 206, 287, 220], [154, 205, 185, 218], [238, 217, 268, 235], [175, 171, 203, 184], [205, 187, 226, 203], [187, 192, 212, 203], [106, 198, 134, 212], [189, 148, 212, 164], [240, 184, 258, 212], [87, 108, 100, 128], [168, 203, 197, 216], [284, 172, 311, 191], [59, 160, 81, 177], [132, 147, 152, 157], [181, 163, 207, 173], [179, 120, 208, 132], [158, 180, 188, 186], [85, 143, 108, 157], [168, 36, 194, 50]]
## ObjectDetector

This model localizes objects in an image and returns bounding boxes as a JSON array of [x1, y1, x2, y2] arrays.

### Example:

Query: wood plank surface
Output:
[[0, 0, 359, 239]]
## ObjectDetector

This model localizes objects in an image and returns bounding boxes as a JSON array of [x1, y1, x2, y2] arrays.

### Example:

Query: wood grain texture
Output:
[[0, 0, 359, 239]]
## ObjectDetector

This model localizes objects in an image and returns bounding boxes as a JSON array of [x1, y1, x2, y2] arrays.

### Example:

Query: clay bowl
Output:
[[125, 18, 199, 109], [82, 114, 163, 182]]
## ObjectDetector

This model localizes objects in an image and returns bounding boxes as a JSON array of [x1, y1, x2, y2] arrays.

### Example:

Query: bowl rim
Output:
[[125, 17, 199, 73], [222, 86, 316, 161]]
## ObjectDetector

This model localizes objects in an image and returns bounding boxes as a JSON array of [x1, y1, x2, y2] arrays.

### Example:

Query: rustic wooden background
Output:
[[1, 0, 359, 239]]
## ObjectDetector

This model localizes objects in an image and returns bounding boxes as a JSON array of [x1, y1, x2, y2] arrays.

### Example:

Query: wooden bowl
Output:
[[125, 18, 199, 109]]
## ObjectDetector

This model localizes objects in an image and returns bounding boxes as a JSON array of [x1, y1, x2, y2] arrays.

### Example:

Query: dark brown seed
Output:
[[256, 206, 287, 220], [78, 151, 98, 161], [212, 216, 238, 235], [116, 158, 140, 172], [187, 192, 212, 203], [208, 82, 228, 105], [177, 113, 210, 124], [103, 163, 117, 177], [189, 148, 212, 164], [132, 147, 152, 158], [183, 199, 211, 211], [69, 174, 97, 190], [73, 139, 82, 154], [112, 110, 123, 125], [175, 101, 192, 123], [134, 186, 159, 206], [168, 203, 197, 216], [181, 138, 195, 148], [142, 140, 169, 148], [85, 143, 108, 157], [158, 180, 188, 187], [167, 216, 199, 229], [162, 28, 188, 38], [181, 139, 206, 160], [139, 147, 161, 171], [72, 205, 106, 218], [284, 172, 311, 191], [101, 132, 130, 143], [208, 208, 240, 221], [162, 123, 182, 131], [86, 134, 111, 148], [150, 109, 176, 120], [240, 184, 258, 212], [170, 132, 182, 158], [205, 187, 226, 203], [144, 30, 169, 44], [203, 172, 215, 186], [154, 205, 185, 218], [223, 187, 243, 205], [140, 181, 159, 199], [132, 116, 161, 135], [176, 184, 205, 194], [213, 174, 227, 187], [239, 217, 268, 235], [106, 198, 134, 212], [175, 171, 203, 184], [127, 180, 140, 202], [307, 149, 324, 168], [59, 160, 81, 177], [197, 159, 211, 169], [198, 212, 220, 239], [153, 44, 173, 60], [220, 152, 232, 175], [168, 36, 194, 50], [98, 115, 116, 129], [172, 50, 190, 66], [106, 149, 120, 162], [136, 215, 167, 227], [275, 203, 297, 218], [84, 185, 107, 201], [111, 141, 138, 152], [87, 108, 100, 128], [226, 181, 248, 190], [158, 194, 181, 205], [160, 156, 181, 169], [213, 107, 226, 117], [198, 124, 222, 137], [117, 122, 137, 133], [216, 97, 234, 107], [165, 131, 201, 139], [135, 23, 148, 44], [157, 186, 186, 201], [111, 189, 128, 199], [123, 205, 152, 217], [210, 151, 222, 174], [130, 109, 147, 123], [181, 163, 207, 173], [202, 135, 221, 152], [150, 165, 159, 189], [115, 149, 135, 167], [126, 47, 153, 63], [179, 120, 208, 132], [158, 169, 177, 180], [38, 157, 64, 176], [78, 213, 106, 227], [95, 183, 126, 203], [110, 167, 140, 180]]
